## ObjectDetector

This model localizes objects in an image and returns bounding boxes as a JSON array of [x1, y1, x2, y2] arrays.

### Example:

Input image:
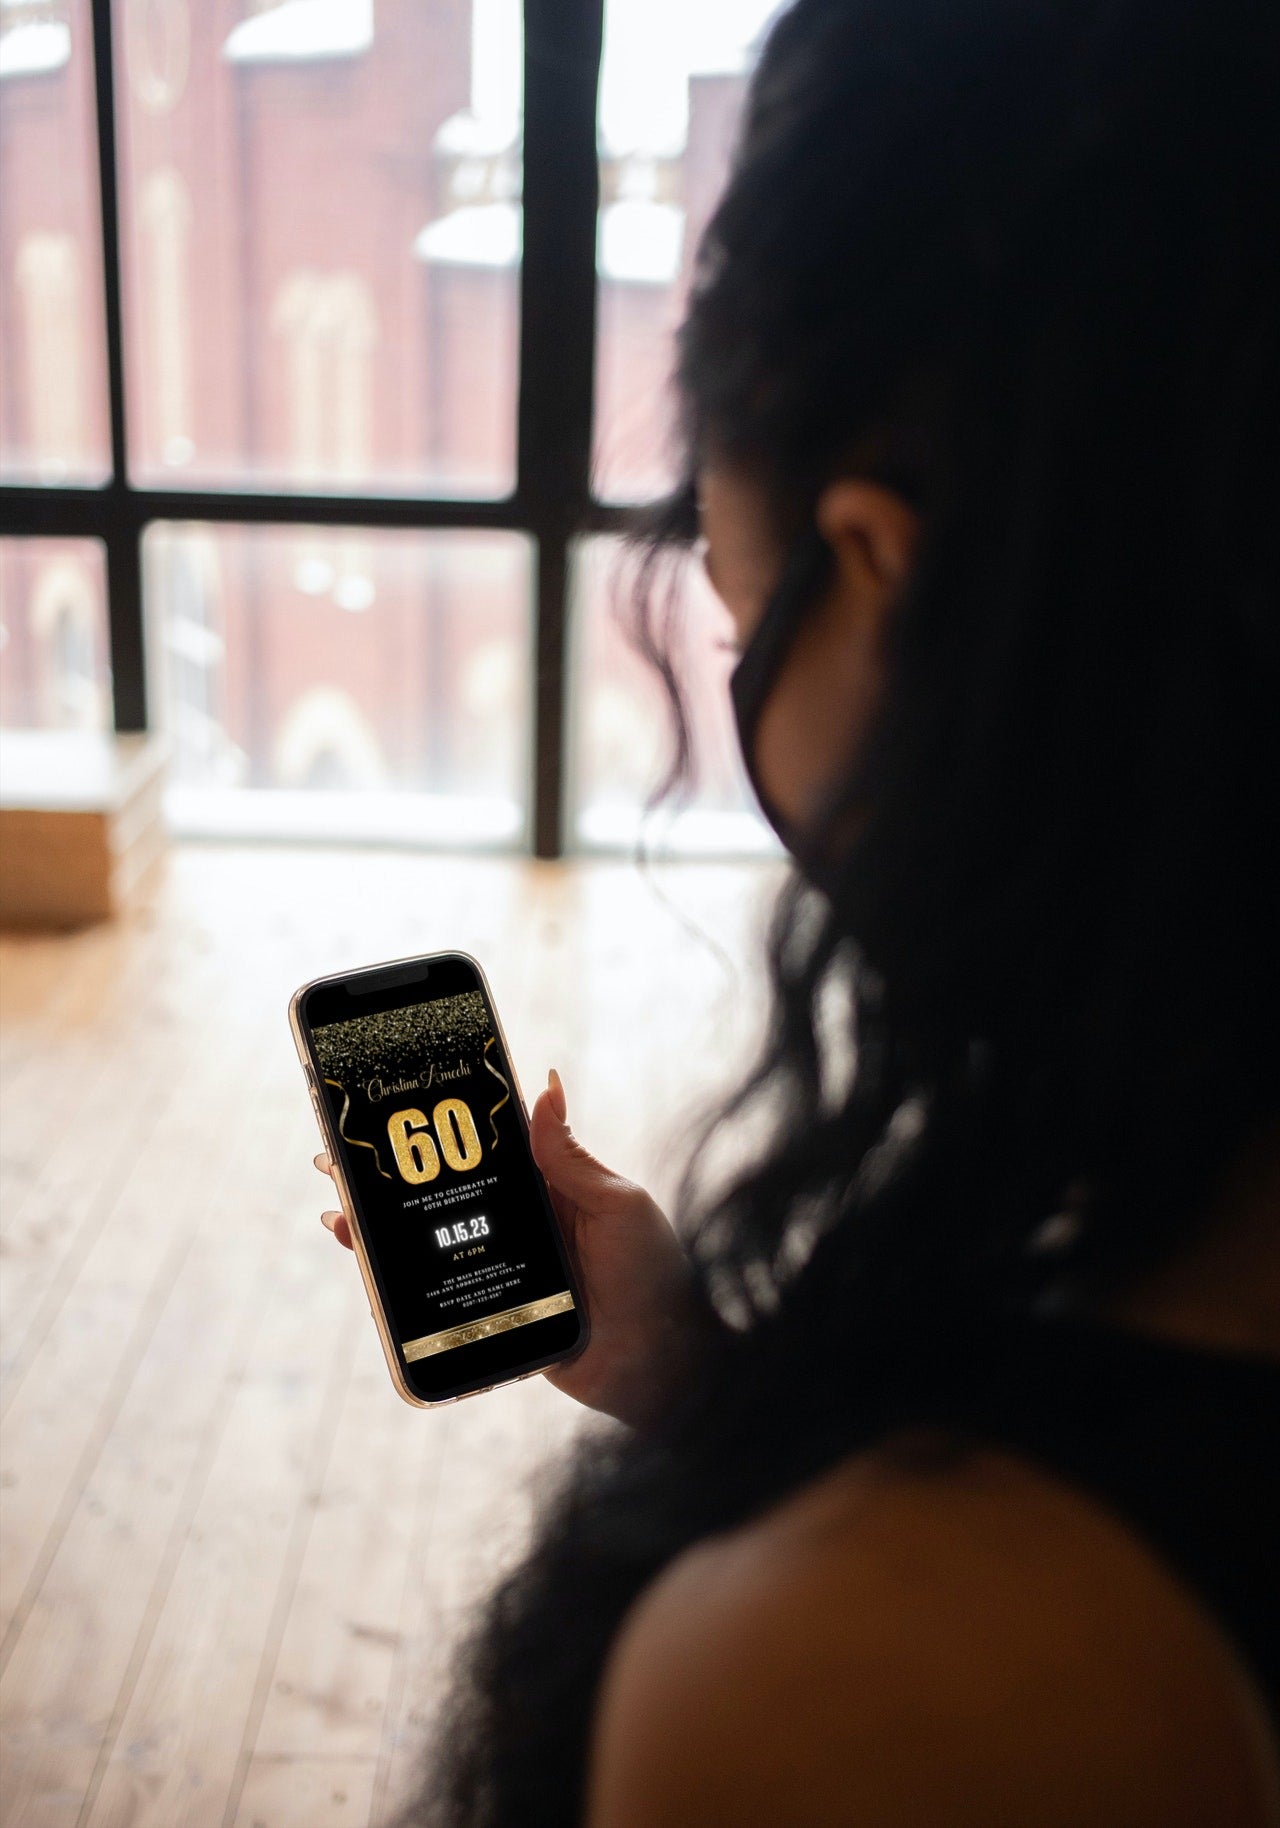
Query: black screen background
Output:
[[303, 955, 583, 1400]]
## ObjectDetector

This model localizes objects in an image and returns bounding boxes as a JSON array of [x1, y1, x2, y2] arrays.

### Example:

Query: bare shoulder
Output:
[[584, 1431, 1280, 1828]]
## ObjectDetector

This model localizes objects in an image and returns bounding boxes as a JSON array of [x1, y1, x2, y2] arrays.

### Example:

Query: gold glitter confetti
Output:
[[312, 991, 493, 1083]]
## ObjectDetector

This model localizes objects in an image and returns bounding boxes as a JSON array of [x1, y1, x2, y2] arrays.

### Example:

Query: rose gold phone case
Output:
[[288, 949, 584, 1409]]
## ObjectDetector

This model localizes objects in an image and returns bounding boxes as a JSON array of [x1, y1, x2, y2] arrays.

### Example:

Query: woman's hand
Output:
[[315, 1068, 720, 1428]]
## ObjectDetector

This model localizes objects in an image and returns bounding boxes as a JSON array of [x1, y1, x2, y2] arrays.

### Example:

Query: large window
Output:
[[593, 0, 775, 503], [0, 537, 110, 729], [146, 523, 531, 842], [0, 0, 110, 484], [0, 0, 775, 856], [116, 0, 520, 494]]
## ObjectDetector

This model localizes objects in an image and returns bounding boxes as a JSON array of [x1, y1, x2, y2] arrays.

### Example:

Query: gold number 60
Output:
[[387, 1098, 483, 1184]]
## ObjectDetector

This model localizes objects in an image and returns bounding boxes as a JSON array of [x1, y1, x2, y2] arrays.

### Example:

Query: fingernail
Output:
[[547, 1066, 567, 1122]]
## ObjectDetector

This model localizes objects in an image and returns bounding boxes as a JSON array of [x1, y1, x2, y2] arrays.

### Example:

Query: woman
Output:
[[321, 0, 1280, 1820]]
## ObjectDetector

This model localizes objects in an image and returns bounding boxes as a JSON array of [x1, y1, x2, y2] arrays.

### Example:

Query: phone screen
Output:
[[302, 954, 584, 1401]]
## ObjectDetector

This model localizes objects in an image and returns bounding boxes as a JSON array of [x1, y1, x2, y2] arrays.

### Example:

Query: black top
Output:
[[922, 1309, 1280, 1735]]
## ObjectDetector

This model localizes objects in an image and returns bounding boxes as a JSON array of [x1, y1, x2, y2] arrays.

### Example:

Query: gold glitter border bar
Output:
[[402, 1291, 576, 1362]]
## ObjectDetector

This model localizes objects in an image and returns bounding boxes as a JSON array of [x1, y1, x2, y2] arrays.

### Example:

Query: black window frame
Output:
[[0, 0, 631, 858]]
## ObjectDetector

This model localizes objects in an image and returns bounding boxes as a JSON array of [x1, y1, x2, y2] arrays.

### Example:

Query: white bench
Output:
[[0, 730, 170, 927]]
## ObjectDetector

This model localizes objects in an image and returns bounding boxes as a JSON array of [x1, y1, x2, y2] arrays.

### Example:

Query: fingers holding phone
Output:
[[527, 1070, 716, 1429], [315, 1151, 354, 1250]]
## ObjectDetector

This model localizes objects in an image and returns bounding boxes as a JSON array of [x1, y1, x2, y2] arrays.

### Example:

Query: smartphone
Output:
[[288, 950, 588, 1407]]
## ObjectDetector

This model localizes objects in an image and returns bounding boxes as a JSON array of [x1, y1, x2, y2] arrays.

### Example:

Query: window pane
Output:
[[0, 538, 111, 730], [116, 0, 521, 495], [144, 523, 531, 844], [0, 0, 111, 484], [567, 535, 776, 854], [592, 0, 772, 503]]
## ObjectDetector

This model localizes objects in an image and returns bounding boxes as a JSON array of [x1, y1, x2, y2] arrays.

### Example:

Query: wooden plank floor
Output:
[[0, 843, 779, 1828]]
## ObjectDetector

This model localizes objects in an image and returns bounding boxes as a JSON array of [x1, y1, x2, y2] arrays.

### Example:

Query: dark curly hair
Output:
[[395, 1, 1280, 1821]]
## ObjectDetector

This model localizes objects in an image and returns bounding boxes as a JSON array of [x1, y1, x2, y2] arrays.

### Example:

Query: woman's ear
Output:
[[813, 479, 919, 625]]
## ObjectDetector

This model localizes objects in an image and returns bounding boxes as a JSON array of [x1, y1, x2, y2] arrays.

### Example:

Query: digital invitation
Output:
[[311, 989, 575, 1366]]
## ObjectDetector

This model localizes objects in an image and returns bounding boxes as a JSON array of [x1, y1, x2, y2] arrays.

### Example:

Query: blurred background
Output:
[[0, 1, 784, 1822]]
